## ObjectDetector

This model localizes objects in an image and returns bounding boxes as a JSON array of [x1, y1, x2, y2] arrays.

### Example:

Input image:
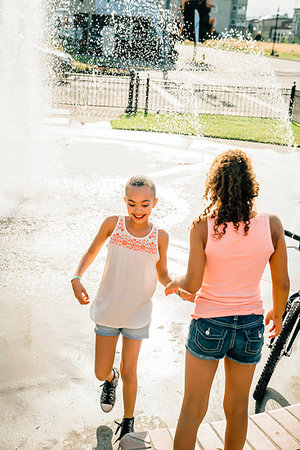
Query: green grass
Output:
[[111, 113, 299, 147], [264, 52, 300, 62], [291, 121, 300, 144]]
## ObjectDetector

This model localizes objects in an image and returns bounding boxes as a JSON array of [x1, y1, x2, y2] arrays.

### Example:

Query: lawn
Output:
[[256, 42, 300, 61], [111, 113, 299, 147], [193, 40, 300, 61]]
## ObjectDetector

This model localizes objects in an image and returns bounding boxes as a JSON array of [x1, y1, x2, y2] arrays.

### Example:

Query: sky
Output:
[[246, 0, 296, 18]]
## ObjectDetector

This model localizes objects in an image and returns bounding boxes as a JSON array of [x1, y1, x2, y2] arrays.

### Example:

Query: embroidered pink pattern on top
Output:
[[110, 217, 158, 254]]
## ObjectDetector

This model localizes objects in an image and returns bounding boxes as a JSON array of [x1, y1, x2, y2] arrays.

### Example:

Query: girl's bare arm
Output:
[[266, 214, 290, 337], [156, 229, 195, 302], [71, 216, 118, 305], [165, 220, 206, 295]]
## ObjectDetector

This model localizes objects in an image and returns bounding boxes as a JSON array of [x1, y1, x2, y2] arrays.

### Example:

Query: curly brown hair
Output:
[[193, 149, 259, 237]]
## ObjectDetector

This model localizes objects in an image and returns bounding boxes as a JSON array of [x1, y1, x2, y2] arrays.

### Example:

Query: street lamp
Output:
[[271, 7, 280, 56]]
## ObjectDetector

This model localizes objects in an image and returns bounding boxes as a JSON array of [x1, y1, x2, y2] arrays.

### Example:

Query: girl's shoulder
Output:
[[191, 216, 208, 231], [157, 227, 169, 242], [157, 228, 169, 250], [191, 218, 208, 247], [268, 213, 284, 234], [103, 215, 119, 236]]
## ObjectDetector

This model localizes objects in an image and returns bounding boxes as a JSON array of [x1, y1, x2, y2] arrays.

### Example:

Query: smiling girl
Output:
[[71, 175, 193, 442]]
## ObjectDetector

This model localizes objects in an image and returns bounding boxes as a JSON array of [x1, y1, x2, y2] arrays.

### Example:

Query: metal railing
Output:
[[51, 72, 293, 120], [51, 74, 130, 109]]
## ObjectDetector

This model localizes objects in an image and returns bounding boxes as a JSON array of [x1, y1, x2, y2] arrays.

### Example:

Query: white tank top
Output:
[[90, 216, 159, 329]]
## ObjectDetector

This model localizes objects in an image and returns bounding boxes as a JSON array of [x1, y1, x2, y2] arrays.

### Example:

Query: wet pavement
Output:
[[1, 123, 299, 449]]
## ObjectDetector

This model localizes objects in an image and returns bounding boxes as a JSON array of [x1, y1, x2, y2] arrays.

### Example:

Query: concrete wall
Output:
[[211, 0, 232, 34], [210, 0, 248, 35]]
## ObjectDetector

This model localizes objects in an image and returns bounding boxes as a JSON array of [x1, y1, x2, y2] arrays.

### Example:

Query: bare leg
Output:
[[174, 351, 219, 450], [94, 335, 119, 382], [223, 357, 256, 450], [120, 337, 142, 418]]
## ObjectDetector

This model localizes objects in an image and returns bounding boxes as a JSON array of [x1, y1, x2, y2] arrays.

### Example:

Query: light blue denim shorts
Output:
[[94, 323, 150, 340], [186, 314, 264, 365]]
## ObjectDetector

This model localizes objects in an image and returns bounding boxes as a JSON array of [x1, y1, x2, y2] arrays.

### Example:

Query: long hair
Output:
[[193, 149, 259, 237]]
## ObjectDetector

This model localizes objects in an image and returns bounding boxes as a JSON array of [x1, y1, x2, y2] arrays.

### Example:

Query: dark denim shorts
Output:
[[186, 314, 264, 365]]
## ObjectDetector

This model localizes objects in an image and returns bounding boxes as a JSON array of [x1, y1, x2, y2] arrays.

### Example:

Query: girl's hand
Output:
[[180, 290, 196, 303], [265, 309, 282, 338], [71, 279, 90, 305], [165, 281, 195, 303], [165, 280, 179, 296]]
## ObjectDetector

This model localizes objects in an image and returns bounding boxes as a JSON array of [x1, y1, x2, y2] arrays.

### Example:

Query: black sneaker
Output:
[[100, 367, 119, 412], [114, 417, 135, 442]]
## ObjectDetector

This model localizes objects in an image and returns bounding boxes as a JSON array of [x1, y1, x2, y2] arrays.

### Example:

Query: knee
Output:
[[120, 365, 137, 383], [182, 394, 209, 420], [223, 398, 248, 418], [94, 366, 112, 382]]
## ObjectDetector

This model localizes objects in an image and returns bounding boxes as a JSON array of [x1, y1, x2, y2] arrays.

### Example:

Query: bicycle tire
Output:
[[255, 387, 290, 413], [253, 300, 300, 403]]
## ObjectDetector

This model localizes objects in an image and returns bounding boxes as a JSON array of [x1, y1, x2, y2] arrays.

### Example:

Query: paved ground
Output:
[[1, 121, 299, 449]]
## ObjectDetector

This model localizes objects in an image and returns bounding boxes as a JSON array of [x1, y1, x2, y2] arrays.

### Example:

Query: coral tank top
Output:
[[192, 212, 274, 319]]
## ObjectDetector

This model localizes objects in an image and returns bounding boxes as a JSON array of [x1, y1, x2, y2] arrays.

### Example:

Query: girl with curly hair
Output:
[[166, 149, 289, 450]]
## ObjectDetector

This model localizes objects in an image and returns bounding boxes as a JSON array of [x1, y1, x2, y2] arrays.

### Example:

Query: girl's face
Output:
[[124, 185, 158, 225]]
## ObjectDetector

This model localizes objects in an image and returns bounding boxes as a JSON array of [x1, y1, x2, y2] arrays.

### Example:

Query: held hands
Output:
[[179, 290, 196, 303], [71, 279, 90, 305], [165, 280, 195, 303], [265, 309, 283, 338]]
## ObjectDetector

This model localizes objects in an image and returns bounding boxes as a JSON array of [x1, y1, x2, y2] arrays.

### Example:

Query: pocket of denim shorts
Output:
[[244, 325, 264, 355], [194, 321, 227, 354]]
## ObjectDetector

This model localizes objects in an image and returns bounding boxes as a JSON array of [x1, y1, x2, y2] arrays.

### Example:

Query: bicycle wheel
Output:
[[253, 300, 300, 403], [255, 387, 290, 413]]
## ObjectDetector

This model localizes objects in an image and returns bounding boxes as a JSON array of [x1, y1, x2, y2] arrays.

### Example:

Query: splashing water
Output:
[[0, 0, 48, 211]]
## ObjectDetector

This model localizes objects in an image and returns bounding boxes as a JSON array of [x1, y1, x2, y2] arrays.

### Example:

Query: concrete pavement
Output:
[[1, 124, 299, 449]]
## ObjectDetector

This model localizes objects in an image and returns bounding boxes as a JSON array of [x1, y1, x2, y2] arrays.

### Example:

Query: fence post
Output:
[[125, 70, 135, 114], [144, 74, 150, 116], [289, 81, 296, 120], [134, 73, 140, 114]]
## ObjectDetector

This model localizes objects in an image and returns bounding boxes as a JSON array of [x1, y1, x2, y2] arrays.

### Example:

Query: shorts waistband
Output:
[[200, 314, 263, 330]]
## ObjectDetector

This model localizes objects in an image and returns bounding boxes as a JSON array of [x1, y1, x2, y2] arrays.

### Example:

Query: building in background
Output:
[[247, 14, 292, 42], [292, 0, 300, 42], [210, 0, 248, 35]]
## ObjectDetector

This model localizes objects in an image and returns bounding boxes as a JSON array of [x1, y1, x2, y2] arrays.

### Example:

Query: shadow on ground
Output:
[[95, 426, 152, 450], [95, 426, 113, 450]]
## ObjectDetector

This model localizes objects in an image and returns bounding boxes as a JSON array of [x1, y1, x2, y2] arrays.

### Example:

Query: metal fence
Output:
[[51, 73, 292, 120], [51, 74, 130, 108]]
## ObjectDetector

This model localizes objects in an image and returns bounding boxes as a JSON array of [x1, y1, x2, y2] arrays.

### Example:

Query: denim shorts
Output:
[[186, 314, 264, 365], [94, 323, 150, 340]]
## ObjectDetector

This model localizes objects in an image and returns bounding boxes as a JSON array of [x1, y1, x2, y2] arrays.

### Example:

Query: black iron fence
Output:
[[51, 73, 293, 120], [51, 74, 130, 108]]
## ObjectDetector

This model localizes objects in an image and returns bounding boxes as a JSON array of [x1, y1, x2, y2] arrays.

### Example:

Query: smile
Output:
[[133, 214, 146, 219]]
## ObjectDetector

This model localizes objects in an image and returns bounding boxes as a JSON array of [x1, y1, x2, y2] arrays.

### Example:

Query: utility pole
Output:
[[162, 0, 171, 78], [271, 7, 280, 56]]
